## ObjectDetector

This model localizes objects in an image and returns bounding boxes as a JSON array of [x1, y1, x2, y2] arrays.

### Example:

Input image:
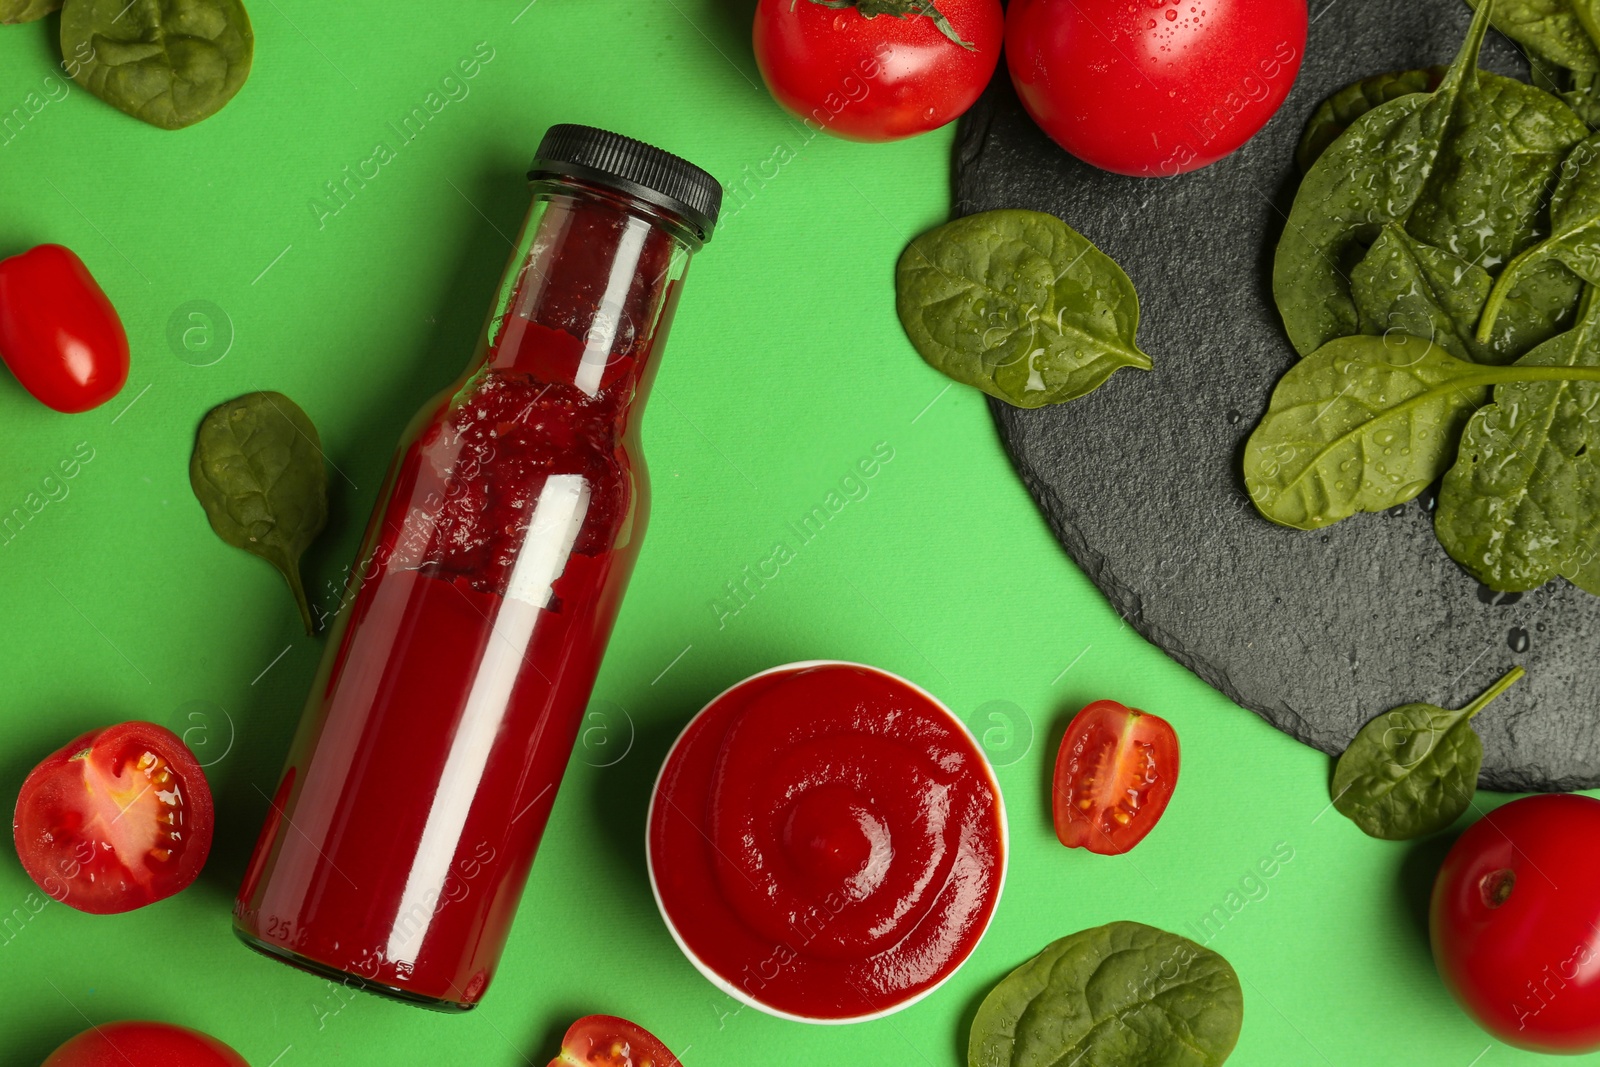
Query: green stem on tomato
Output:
[[799, 0, 976, 50]]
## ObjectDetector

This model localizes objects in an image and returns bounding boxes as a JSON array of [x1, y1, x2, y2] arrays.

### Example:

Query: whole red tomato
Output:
[[1005, 0, 1307, 176], [1430, 794, 1600, 1053], [0, 244, 129, 413], [13, 722, 214, 914], [1052, 700, 1179, 854], [42, 1021, 248, 1067], [753, 0, 1003, 142], [549, 1015, 681, 1067]]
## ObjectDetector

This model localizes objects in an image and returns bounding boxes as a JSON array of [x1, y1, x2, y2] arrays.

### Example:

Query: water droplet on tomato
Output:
[[1165, 8, 1178, 19]]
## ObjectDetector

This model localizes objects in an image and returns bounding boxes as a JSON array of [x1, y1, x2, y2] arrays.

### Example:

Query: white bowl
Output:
[[645, 659, 1009, 1025]]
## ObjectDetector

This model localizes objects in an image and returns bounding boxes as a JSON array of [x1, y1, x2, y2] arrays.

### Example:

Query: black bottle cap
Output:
[[529, 124, 723, 244]]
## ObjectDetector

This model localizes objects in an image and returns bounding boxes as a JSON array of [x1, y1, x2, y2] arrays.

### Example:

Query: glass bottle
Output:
[[233, 125, 721, 1011]]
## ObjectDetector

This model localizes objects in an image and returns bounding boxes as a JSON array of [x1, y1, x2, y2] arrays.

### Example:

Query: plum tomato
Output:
[[1052, 700, 1179, 854], [0, 244, 129, 413], [1430, 794, 1600, 1054], [753, 0, 1003, 142], [41, 1021, 248, 1067], [1005, 0, 1307, 176], [548, 1015, 681, 1067], [12, 722, 214, 914]]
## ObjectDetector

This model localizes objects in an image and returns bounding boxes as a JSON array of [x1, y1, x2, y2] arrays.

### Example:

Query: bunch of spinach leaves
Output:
[[1256, 0, 1600, 594]]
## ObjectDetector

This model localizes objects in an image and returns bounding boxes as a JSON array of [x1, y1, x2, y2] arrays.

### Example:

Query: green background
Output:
[[0, 2, 1588, 1064]]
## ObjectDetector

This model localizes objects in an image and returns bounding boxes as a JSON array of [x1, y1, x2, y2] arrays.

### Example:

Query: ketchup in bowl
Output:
[[648, 662, 1007, 1022]]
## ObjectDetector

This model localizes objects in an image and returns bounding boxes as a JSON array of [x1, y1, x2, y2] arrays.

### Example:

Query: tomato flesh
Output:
[[42, 1021, 248, 1067], [550, 1015, 681, 1067], [1052, 700, 1179, 854], [0, 244, 129, 413], [1430, 794, 1600, 1053], [13, 722, 214, 914], [753, 0, 1004, 142], [1005, 0, 1307, 176]]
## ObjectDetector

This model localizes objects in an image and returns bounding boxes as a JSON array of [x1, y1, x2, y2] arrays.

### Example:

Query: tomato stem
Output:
[[799, 0, 976, 50]]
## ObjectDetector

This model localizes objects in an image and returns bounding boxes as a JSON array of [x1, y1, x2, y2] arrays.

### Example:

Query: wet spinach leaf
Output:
[[1245, 334, 1492, 529], [1527, 43, 1600, 124], [1438, 287, 1600, 589], [190, 392, 329, 634], [1565, 547, 1600, 591], [1353, 224, 1582, 364], [1482, 134, 1600, 336], [1274, 1, 1586, 357], [969, 922, 1243, 1067], [61, 0, 254, 130], [1466, 0, 1600, 73], [1297, 67, 1446, 173], [896, 209, 1151, 409], [1, 0, 60, 23], [1332, 667, 1524, 840]]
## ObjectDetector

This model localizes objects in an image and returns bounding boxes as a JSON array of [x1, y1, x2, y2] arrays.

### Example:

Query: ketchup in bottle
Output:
[[233, 126, 722, 1010]]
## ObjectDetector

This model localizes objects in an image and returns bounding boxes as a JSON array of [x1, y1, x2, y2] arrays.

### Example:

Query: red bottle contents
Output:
[[235, 189, 689, 1008], [649, 663, 1007, 1020]]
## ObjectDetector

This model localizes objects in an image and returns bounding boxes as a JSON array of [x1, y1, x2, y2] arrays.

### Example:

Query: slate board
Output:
[[954, 0, 1600, 792]]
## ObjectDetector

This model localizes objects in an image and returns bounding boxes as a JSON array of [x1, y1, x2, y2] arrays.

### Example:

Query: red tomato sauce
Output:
[[235, 194, 682, 1007], [649, 663, 1006, 1020]]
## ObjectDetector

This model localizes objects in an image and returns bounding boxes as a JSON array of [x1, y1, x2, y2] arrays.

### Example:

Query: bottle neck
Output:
[[482, 183, 694, 405]]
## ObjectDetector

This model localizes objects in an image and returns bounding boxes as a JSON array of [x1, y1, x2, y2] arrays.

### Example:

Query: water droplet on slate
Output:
[[1226, 409, 1241, 425], [1508, 627, 1530, 653], [1477, 585, 1523, 607]]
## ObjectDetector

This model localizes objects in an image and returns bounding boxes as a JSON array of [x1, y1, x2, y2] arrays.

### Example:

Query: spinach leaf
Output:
[[1481, 134, 1600, 336], [190, 392, 329, 634], [1, 0, 60, 23], [969, 922, 1243, 1067], [1465, 0, 1600, 73], [1274, 0, 1586, 357], [1353, 224, 1582, 364], [896, 209, 1151, 409], [1332, 666, 1524, 840], [1565, 547, 1600, 591], [1297, 67, 1447, 173], [1352, 225, 1493, 362], [61, 0, 254, 130], [1245, 334, 1492, 529], [1438, 287, 1600, 589], [1526, 43, 1600, 124]]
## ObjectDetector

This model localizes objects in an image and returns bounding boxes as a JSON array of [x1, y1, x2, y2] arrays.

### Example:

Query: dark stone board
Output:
[[954, 0, 1600, 791]]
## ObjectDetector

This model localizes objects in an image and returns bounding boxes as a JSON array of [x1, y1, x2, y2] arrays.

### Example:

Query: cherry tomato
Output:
[[1052, 700, 1179, 854], [12, 722, 214, 914], [41, 1021, 248, 1067], [0, 244, 129, 413], [1430, 794, 1600, 1053], [1005, 0, 1307, 176], [753, 0, 1003, 142], [548, 1015, 681, 1067]]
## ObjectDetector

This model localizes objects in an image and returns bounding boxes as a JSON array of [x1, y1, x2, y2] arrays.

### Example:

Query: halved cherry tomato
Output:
[[548, 1015, 682, 1067], [13, 722, 214, 914], [1051, 700, 1179, 854], [0, 244, 130, 413], [42, 1021, 248, 1067]]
